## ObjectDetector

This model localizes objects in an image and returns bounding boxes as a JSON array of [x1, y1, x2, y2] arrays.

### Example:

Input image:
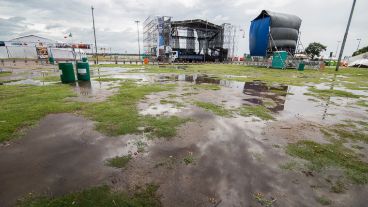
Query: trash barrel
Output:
[[298, 62, 305, 71], [82, 57, 88, 62], [59, 63, 75, 83], [76, 62, 90, 81], [49, 57, 55, 65], [272, 51, 288, 69]]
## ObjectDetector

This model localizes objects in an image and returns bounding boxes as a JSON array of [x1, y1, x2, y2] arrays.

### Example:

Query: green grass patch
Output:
[[134, 139, 148, 153], [279, 161, 298, 170], [0, 79, 23, 84], [83, 81, 186, 138], [34, 75, 60, 82], [0, 71, 12, 77], [316, 196, 332, 205], [91, 64, 144, 68], [106, 154, 132, 168], [183, 153, 195, 165], [142, 116, 188, 138], [306, 87, 361, 99], [351, 145, 364, 150], [194, 101, 232, 117], [94, 77, 124, 82], [287, 140, 368, 184], [330, 180, 346, 193], [332, 128, 368, 143], [17, 184, 161, 207], [356, 100, 368, 107], [159, 99, 185, 107], [253, 192, 275, 207], [0, 85, 82, 142], [238, 105, 274, 120]]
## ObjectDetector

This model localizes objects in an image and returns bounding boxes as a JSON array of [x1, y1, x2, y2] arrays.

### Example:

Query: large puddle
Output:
[[3, 66, 367, 123]]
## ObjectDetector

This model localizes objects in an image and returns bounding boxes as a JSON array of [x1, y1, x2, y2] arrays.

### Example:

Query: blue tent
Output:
[[249, 10, 302, 56]]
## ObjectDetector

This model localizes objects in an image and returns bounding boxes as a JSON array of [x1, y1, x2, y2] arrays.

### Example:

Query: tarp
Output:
[[348, 52, 368, 67], [249, 10, 302, 56], [5, 46, 38, 59], [249, 17, 270, 56], [0, 46, 86, 60]]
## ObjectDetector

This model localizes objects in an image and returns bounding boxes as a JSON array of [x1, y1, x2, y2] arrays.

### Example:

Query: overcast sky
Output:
[[0, 0, 367, 57]]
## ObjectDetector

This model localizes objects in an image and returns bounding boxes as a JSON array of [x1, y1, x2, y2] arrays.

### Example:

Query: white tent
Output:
[[348, 52, 368, 67]]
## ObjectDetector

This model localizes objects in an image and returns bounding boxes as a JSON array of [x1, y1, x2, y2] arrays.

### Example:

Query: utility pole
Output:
[[356, 38, 362, 51], [91, 6, 98, 64], [135, 20, 141, 60], [335, 41, 341, 57], [336, 0, 357, 71]]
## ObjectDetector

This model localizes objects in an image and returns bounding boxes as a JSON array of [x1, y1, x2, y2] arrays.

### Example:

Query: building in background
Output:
[[8, 35, 57, 47], [0, 35, 89, 60], [143, 16, 236, 62]]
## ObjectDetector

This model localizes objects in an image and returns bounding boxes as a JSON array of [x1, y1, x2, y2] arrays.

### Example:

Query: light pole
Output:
[[336, 0, 357, 71], [135, 20, 141, 61], [91, 6, 98, 64], [204, 20, 207, 62], [335, 41, 341, 57], [356, 38, 362, 51]]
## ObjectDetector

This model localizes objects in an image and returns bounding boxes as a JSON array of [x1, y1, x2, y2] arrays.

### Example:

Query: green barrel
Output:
[[48, 57, 55, 65], [298, 62, 305, 71], [76, 62, 90, 81], [58, 63, 75, 83], [82, 57, 88, 62]]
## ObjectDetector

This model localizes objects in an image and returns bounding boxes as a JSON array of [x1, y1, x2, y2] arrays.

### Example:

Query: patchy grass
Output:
[[83, 81, 185, 137], [154, 156, 176, 169], [193, 84, 221, 90], [142, 116, 189, 138], [330, 180, 346, 193], [91, 64, 144, 68], [160, 99, 185, 108], [316, 196, 332, 205], [332, 128, 368, 143], [183, 152, 195, 165], [287, 140, 368, 184], [106, 154, 132, 168], [134, 139, 148, 153], [194, 101, 232, 117], [279, 161, 298, 170], [138, 64, 364, 86], [0, 85, 82, 142], [306, 87, 361, 99], [0, 79, 23, 84], [238, 105, 274, 120], [17, 184, 161, 207], [356, 100, 368, 107], [0, 71, 12, 77], [351, 145, 364, 150], [253, 192, 276, 207], [34, 75, 60, 82], [94, 77, 124, 82]]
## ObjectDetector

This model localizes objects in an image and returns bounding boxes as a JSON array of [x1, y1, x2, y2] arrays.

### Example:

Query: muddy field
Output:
[[0, 64, 368, 207]]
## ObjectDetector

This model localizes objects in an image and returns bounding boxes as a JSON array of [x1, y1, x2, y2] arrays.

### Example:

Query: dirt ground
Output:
[[0, 65, 368, 206]]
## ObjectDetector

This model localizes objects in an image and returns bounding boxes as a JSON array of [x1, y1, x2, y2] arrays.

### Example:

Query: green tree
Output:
[[352, 46, 368, 56], [305, 42, 327, 60]]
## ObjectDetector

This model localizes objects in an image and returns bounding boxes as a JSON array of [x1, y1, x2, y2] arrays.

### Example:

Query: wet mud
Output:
[[1, 67, 368, 206]]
